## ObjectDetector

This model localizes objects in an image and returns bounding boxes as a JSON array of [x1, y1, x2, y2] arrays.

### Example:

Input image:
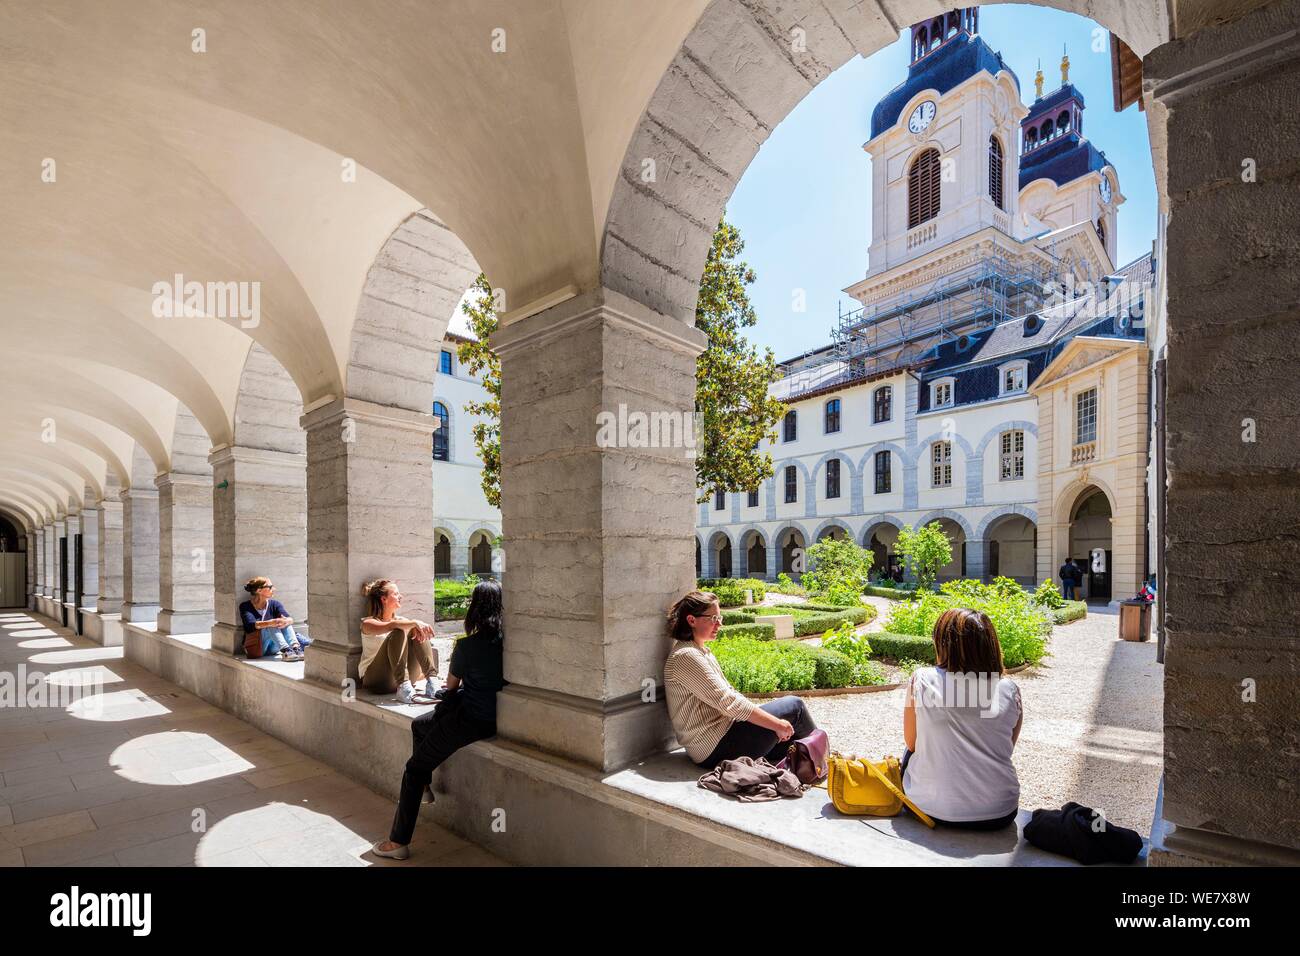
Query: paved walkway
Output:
[[803, 604, 1164, 834], [0, 609, 504, 867]]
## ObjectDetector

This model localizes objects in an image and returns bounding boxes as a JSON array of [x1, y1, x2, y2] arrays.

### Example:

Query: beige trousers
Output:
[[362, 628, 437, 693]]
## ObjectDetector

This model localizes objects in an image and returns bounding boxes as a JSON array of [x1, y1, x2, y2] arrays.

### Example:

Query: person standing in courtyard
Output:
[[360, 579, 438, 705], [1058, 558, 1078, 600], [664, 589, 819, 768], [371, 579, 505, 861], [239, 576, 311, 661], [901, 608, 1022, 829]]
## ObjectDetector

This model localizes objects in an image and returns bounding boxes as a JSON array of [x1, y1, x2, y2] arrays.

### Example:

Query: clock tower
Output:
[[861, 8, 1027, 279]]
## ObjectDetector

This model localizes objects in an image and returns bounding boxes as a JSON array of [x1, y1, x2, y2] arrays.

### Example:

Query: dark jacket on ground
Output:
[[1023, 802, 1143, 864]]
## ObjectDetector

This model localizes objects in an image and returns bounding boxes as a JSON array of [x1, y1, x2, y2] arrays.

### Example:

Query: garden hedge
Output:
[[716, 621, 776, 641], [1051, 601, 1088, 625], [710, 636, 883, 693], [697, 578, 768, 606], [867, 631, 937, 664], [864, 584, 919, 600]]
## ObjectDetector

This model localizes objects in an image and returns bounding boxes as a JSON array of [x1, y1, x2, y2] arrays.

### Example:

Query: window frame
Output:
[[988, 134, 1004, 211], [872, 385, 892, 424], [908, 147, 942, 229], [999, 361, 1028, 396], [784, 465, 798, 504], [931, 440, 953, 488], [439, 350, 454, 376], [824, 398, 841, 434], [432, 401, 450, 462], [783, 410, 798, 443], [930, 377, 954, 409], [825, 458, 841, 499], [874, 450, 891, 494], [714, 488, 726, 512], [1075, 387, 1098, 445], [999, 429, 1025, 481], [747, 489, 759, 509]]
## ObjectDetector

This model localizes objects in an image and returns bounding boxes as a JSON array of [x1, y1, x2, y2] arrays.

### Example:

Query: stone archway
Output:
[[1068, 487, 1113, 602]]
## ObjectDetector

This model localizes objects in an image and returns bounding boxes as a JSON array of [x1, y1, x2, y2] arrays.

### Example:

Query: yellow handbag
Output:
[[826, 752, 936, 827]]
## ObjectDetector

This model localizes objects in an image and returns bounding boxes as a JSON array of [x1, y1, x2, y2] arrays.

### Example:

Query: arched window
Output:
[[1096, 216, 1106, 248], [873, 385, 892, 423], [434, 533, 451, 575], [908, 148, 941, 229], [989, 135, 1004, 211], [914, 28, 926, 59], [1040, 119, 1053, 142], [432, 401, 449, 461], [783, 409, 797, 442], [930, 20, 942, 50], [1057, 111, 1070, 135], [1024, 127, 1037, 153]]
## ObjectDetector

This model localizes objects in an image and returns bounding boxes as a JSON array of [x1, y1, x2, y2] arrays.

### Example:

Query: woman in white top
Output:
[[902, 608, 1023, 829], [360, 579, 438, 705]]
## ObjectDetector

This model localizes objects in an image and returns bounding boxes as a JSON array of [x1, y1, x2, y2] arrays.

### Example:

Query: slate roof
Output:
[[870, 32, 1018, 140], [1018, 131, 1110, 189]]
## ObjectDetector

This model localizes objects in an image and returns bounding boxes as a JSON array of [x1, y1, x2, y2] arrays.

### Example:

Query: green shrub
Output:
[[716, 622, 776, 641], [864, 584, 918, 600], [806, 645, 854, 688], [867, 631, 937, 664], [1051, 601, 1087, 625], [772, 573, 805, 596], [895, 522, 953, 592], [820, 621, 889, 687], [710, 635, 881, 692], [721, 610, 756, 626], [897, 658, 925, 678], [801, 538, 873, 605], [1033, 578, 1066, 609], [696, 577, 767, 607], [884, 577, 1048, 667], [434, 600, 469, 621]]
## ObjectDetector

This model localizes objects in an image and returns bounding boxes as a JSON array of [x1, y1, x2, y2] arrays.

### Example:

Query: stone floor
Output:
[[0, 609, 505, 867]]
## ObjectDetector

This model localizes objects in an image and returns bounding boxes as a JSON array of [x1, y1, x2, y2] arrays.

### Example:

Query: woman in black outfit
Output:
[[371, 580, 505, 860]]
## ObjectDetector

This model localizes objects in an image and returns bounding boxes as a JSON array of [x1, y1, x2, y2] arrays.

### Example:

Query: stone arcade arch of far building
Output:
[[0, 0, 1294, 867]]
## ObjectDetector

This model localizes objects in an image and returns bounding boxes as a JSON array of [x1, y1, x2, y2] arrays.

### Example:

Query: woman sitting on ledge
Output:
[[902, 607, 1023, 830], [360, 579, 438, 706], [239, 577, 311, 662], [372, 579, 505, 861], [664, 590, 818, 768]]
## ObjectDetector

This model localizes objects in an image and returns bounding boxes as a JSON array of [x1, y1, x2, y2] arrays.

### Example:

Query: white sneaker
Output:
[[424, 677, 438, 698], [396, 681, 416, 704], [371, 841, 410, 860]]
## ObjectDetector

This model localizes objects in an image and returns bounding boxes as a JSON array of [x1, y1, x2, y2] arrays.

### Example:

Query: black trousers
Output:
[[699, 695, 817, 768], [389, 695, 495, 846]]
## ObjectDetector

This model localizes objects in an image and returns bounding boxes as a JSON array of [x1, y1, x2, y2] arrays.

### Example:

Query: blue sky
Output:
[[725, 3, 1158, 363]]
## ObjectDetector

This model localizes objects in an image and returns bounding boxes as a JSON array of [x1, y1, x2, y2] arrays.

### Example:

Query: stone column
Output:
[[155, 472, 215, 635], [64, 512, 80, 611], [300, 397, 435, 686], [1145, 0, 1300, 864], [97, 494, 124, 616], [210, 445, 308, 655], [449, 540, 469, 581], [492, 288, 706, 771], [120, 486, 161, 623], [79, 503, 99, 611], [26, 531, 37, 610], [34, 526, 45, 598], [965, 538, 986, 582], [52, 518, 66, 606]]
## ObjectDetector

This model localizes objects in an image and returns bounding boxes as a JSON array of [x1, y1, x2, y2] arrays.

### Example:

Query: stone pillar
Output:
[[120, 486, 161, 623], [64, 512, 80, 611], [79, 503, 99, 611], [26, 531, 37, 610], [301, 397, 435, 686], [155, 472, 215, 635], [492, 288, 706, 771], [965, 538, 986, 582], [97, 494, 124, 616], [1145, 0, 1300, 864], [34, 526, 45, 598], [210, 445, 308, 655]]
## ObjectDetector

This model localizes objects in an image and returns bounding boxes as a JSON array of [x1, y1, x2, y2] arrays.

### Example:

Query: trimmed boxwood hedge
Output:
[[867, 631, 936, 664], [864, 585, 919, 600], [716, 621, 776, 641], [1051, 601, 1088, 625], [721, 610, 755, 625]]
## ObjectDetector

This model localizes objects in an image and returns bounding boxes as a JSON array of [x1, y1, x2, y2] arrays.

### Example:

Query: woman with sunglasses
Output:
[[240, 577, 311, 661], [663, 589, 818, 768]]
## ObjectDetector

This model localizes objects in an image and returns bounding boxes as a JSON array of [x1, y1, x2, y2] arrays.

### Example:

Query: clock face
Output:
[[1099, 177, 1112, 204], [908, 100, 936, 134]]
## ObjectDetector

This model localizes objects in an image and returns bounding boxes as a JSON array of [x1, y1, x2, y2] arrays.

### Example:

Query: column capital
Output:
[[154, 471, 211, 491], [299, 395, 434, 435], [490, 286, 707, 359], [119, 486, 159, 503], [208, 443, 307, 471]]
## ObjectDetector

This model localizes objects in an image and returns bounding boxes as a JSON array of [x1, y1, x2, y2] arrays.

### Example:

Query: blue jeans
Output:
[[1062, 580, 1077, 600], [260, 625, 311, 656]]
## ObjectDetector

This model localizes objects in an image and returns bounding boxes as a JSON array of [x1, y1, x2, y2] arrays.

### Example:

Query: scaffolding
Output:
[[783, 250, 1060, 397]]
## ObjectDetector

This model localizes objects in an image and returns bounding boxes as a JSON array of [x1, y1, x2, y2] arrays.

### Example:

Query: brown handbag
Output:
[[776, 728, 829, 784]]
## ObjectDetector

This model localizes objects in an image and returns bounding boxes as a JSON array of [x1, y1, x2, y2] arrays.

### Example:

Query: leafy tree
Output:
[[895, 521, 953, 592], [455, 218, 785, 509], [455, 274, 501, 508], [801, 538, 873, 605], [694, 218, 787, 503]]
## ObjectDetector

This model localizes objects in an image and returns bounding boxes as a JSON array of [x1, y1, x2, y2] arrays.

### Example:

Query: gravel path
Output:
[[792, 604, 1164, 834]]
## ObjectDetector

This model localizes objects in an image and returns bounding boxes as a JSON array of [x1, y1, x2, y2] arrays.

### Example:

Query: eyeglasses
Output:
[[694, 614, 722, 622]]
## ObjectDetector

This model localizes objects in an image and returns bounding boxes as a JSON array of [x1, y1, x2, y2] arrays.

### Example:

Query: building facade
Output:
[[433, 333, 502, 579], [696, 7, 1153, 604]]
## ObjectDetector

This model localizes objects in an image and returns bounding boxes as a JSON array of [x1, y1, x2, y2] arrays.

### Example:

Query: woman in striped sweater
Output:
[[664, 590, 818, 768]]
